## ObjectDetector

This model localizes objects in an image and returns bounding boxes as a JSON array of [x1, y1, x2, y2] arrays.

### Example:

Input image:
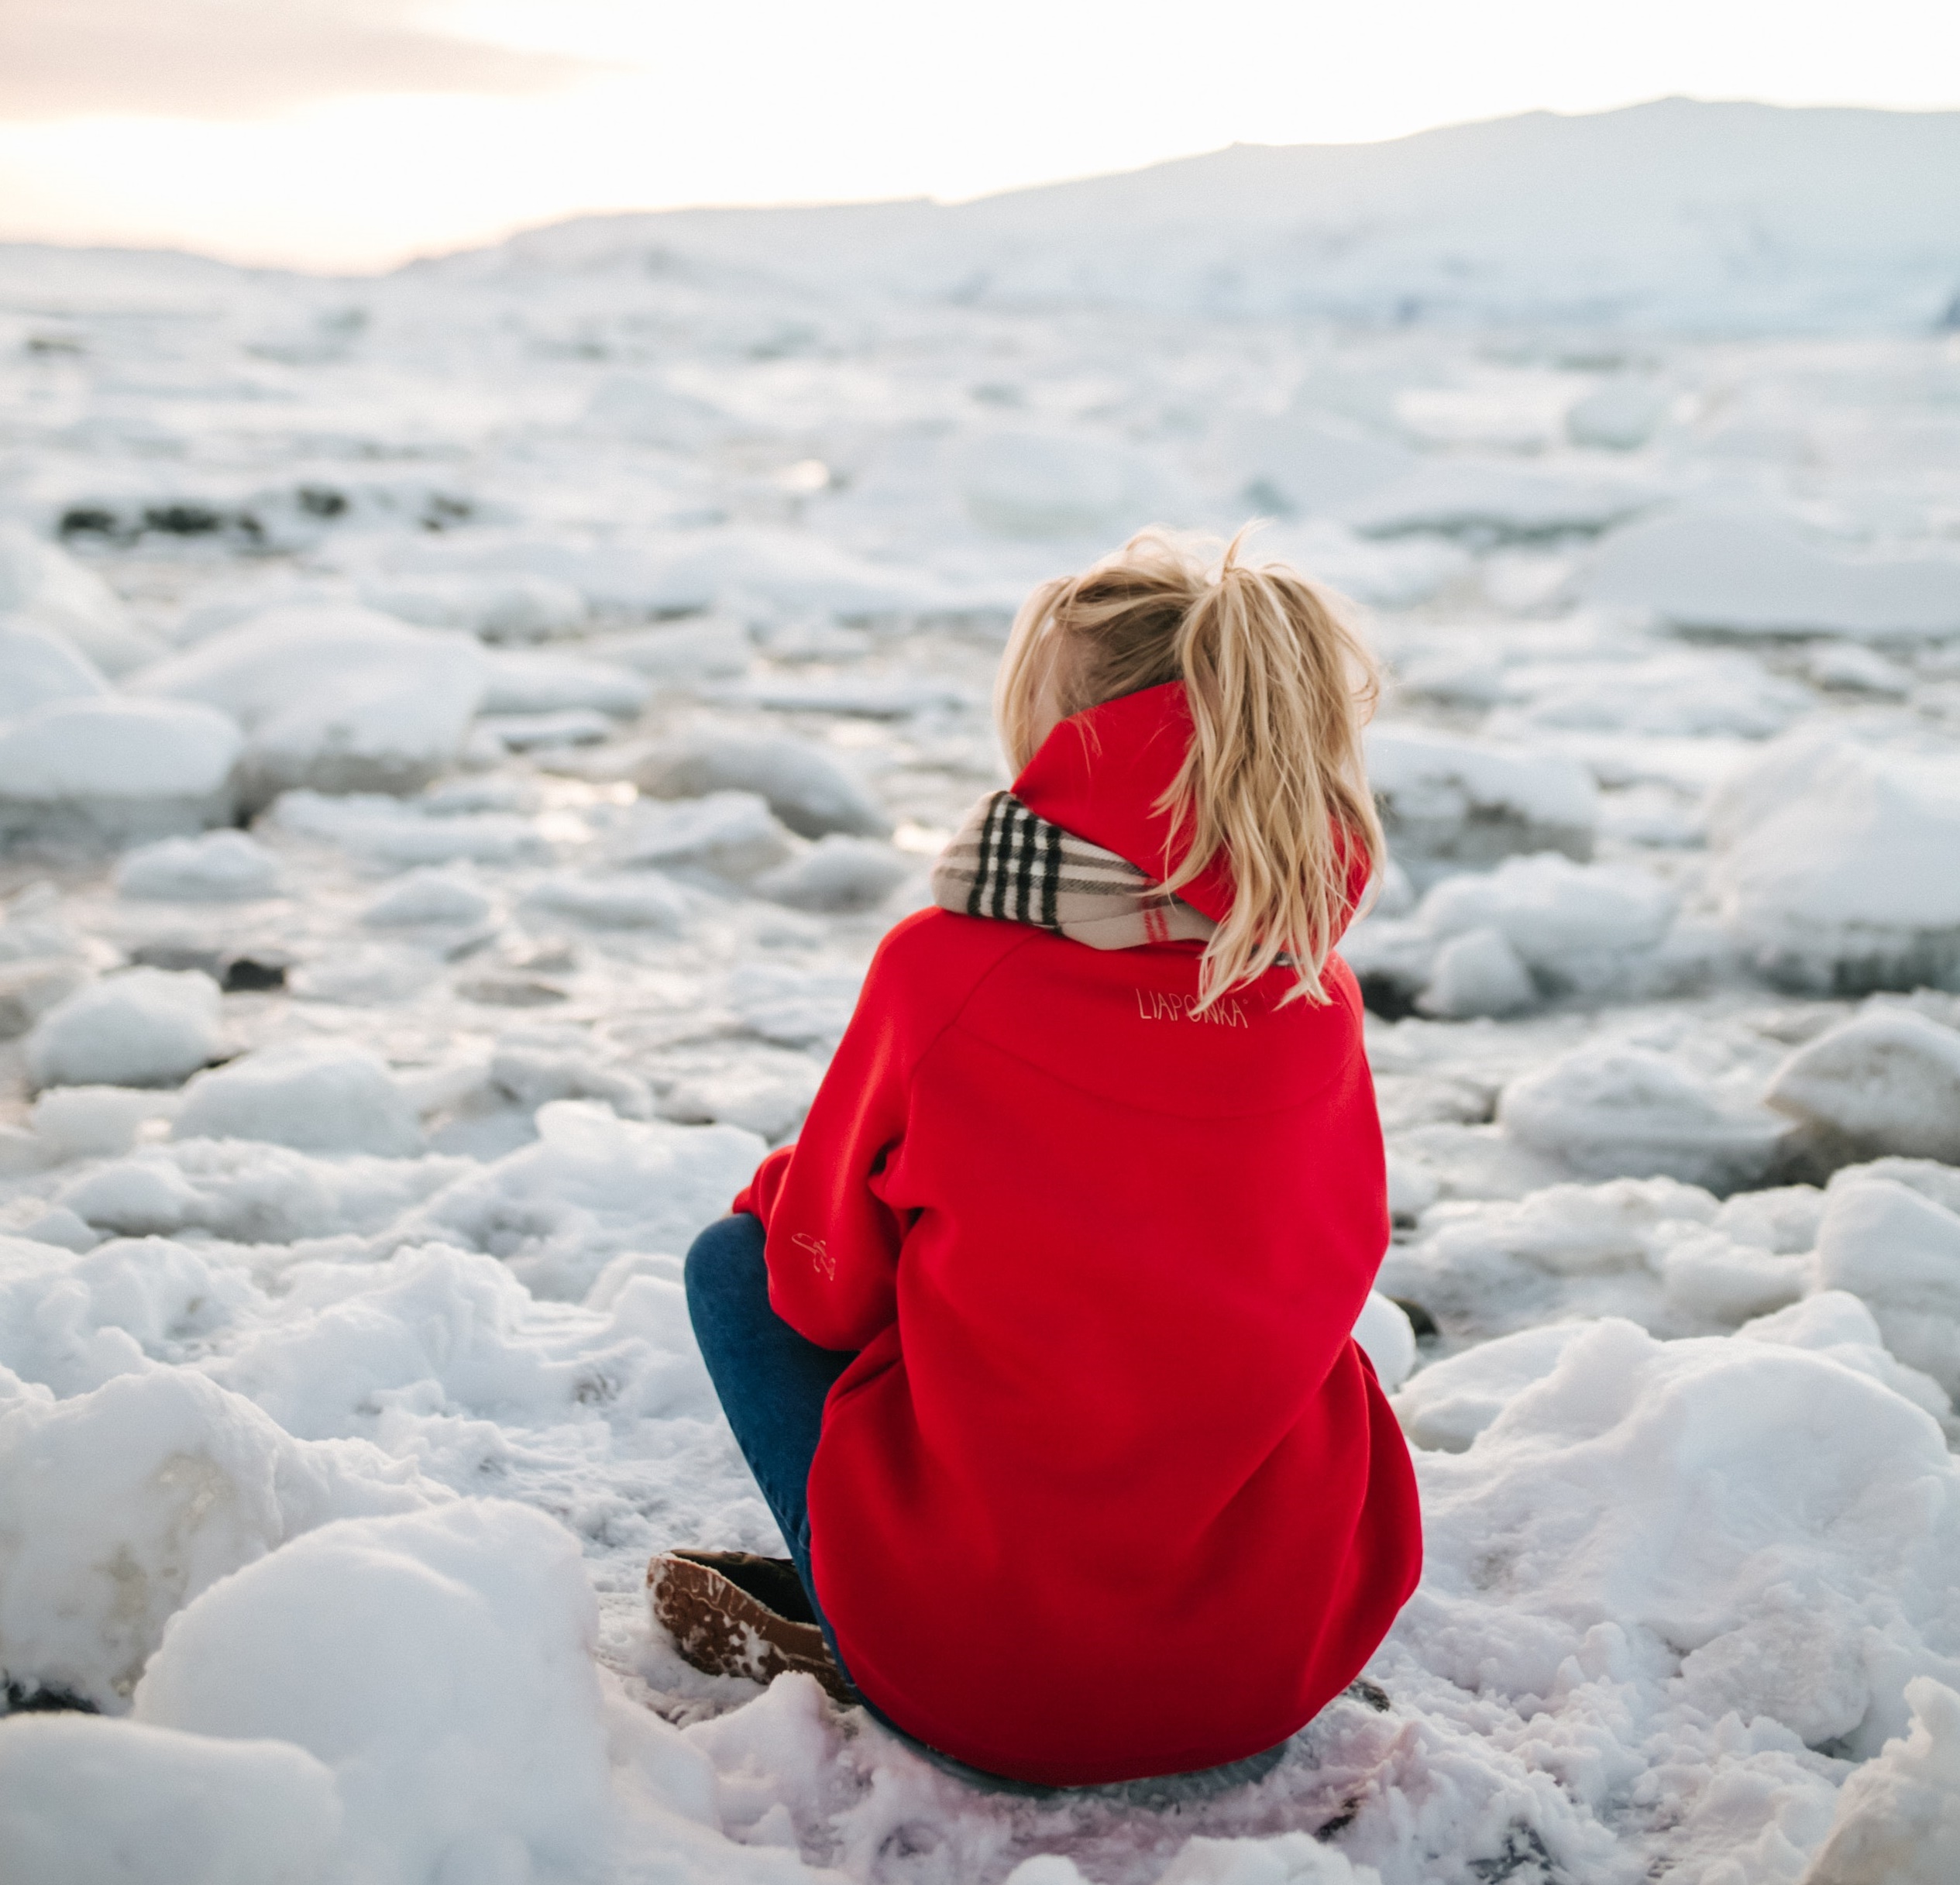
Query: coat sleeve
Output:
[[739, 936, 920, 1353]]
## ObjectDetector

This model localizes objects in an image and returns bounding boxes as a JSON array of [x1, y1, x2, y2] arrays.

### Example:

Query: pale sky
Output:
[[3, 0, 1958, 273]]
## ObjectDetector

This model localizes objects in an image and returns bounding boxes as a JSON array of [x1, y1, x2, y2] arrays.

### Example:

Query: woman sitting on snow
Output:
[[650, 528, 1421, 1791]]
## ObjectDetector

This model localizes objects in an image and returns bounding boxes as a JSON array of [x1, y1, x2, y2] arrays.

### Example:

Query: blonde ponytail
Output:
[[995, 527, 1383, 1010]]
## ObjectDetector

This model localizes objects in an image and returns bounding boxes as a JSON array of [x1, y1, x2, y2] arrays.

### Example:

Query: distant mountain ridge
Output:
[[422, 98, 1960, 333], [6, 100, 1958, 333]]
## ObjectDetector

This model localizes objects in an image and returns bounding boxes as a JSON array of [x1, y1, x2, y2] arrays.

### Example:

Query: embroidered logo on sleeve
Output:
[[790, 1231, 835, 1280]]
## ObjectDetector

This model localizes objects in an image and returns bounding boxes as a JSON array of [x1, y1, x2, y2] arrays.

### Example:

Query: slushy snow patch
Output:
[[26, 968, 223, 1089]]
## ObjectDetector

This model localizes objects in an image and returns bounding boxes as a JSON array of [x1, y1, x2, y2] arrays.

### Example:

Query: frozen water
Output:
[[2, 103, 1959, 1882]]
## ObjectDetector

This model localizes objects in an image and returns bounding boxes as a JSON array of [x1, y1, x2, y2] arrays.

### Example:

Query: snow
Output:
[[1708, 735, 1960, 993], [114, 829, 284, 902], [173, 1043, 424, 1157], [26, 968, 224, 1089], [1765, 1008, 1960, 1166], [2, 100, 1959, 1883], [1584, 509, 1960, 640]]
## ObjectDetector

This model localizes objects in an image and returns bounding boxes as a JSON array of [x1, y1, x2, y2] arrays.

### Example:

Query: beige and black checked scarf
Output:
[[930, 790, 1216, 951]]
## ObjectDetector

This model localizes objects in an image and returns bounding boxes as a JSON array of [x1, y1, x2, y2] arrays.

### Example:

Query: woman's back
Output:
[[745, 682, 1422, 1785]]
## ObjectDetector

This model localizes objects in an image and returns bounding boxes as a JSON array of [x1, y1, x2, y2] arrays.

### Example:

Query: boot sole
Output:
[[647, 1553, 853, 1704]]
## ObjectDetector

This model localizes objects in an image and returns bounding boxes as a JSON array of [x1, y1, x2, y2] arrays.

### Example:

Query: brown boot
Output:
[[647, 1550, 854, 1705]]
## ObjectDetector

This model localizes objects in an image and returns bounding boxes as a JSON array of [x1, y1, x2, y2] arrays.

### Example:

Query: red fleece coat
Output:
[[732, 681, 1422, 1785]]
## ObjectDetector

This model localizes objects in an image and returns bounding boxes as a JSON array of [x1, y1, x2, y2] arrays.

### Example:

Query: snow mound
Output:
[[1339, 460, 1654, 542], [634, 732, 892, 839], [0, 697, 242, 843], [519, 869, 692, 931], [1418, 926, 1535, 1019], [753, 836, 914, 913], [173, 1043, 423, 1157], [359, 572, 586, 642], [1708, 734, 1960, 993], [1413, 1316, 1960, 1756], [0, 521, 167, 675], [358, 865, 496, 929], [480, 648, 649, 717], [1766, 1008, 1960, 1167], [29, 1086, 179, 1160], [267, 789, 549, 865], [607, 790, 798, 882], [26, 968, 223, 1089], [1419, 853, 1677, 997], [114, 829, 283, 902], [0, 1714, 342, 1885], [0, 1367, 428, 1708], [1800, 1676, 1960, 1884], [584, 614, 751, 679], [1566, 377, 1671, 450], [1351, 1292, 1418, 1391], [956, 428, 1177, 540], [131, 1500, 610, 1885], [0, 620, 108, 716], [1365, 725, 1597, 868], [407, 1100, 765, 1299], [1209, 412, 1415, 518], [126, 604, 489, 807], [1584, 508, 1960, 639], [1498, 1045, 1787, 1191], [1814, 1176, 1960, 1397]]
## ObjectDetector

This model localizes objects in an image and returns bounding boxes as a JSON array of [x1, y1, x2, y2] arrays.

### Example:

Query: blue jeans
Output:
[[683, 1211, 855, 1658], [683, 1211, 1290, 1799]]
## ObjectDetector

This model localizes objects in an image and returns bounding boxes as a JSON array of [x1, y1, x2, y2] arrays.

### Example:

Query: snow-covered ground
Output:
[[2, 104, 1960, 1883]]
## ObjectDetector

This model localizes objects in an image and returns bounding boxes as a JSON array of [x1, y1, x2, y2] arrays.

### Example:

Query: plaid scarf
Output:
[[930, 790, 1216, 951]]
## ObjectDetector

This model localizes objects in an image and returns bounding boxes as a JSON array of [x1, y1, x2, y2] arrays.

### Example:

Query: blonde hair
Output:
[[995, 527, 1383, 1010]]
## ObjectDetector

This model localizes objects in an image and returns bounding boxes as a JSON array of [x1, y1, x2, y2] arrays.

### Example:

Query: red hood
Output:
[[1013, 679, 1368, 934], [1013, 681, 1240, 924]]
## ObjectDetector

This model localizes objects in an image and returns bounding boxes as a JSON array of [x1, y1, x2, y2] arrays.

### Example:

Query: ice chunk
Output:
[[126, 604, 488, 806], [358, 866, 496, 929], [1339, 461, 1654, 541], [0, 957, 90, 1040], [1738, 1291, 1951, 1422], [0, 697, 241, 843], [0, 1369, 425, 1708], [661, 1050, 823, 1140], [1814, 1177, 1960, 1396], [0, 521, 166, 675], [1707, 734, 1960, 993], [26, 968, 223, 1089], [360, 572, 586, 642], [114, 830, 283, 903], [518, 870, 692, 931], [1765, 1008, 1960, 1165], [1584, 508, 1960, 639], [0, 620, 108, 717], [1418, 1316, 1959, 1753], [1566, 377, 1670, 450], [29, 1085, 180, 1160], [1420, 926, 1536, 1018], [1365, 725, 1597, 867], [753, 836, 913, 913], [607, 791, 797, 881], [480, 648, 649, 716], [583, 614, 751, 679], [1208, 412, 1415, 517], [1418, 853, 1676, 996], [1351, 1292, 1417, 1391], [1648, 1223, 1809, 1326], [267, 789, 548, 866], [408, 1101, 765, 1299], [0, 1715, 342, 1885], [173, 1043, 423, 1157], [1798, 1677, 1960, 1883], [1498, 1045, 1788, 1190], [1492, 648, 1809, 739], [132, 1501, 609, 1885], [1393, 1322, 1587, 1451], [634, 731, 892, 839], [957, 428, 1178, 540]]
